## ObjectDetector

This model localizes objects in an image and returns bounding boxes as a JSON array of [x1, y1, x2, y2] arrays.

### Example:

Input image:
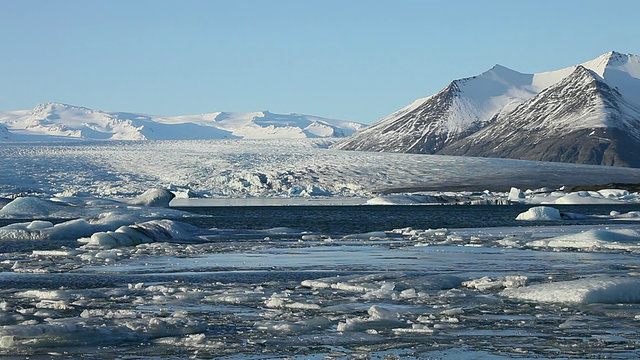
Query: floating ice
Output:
[[264, 293, 321, 310], [515, 206, 563, 221], [517, 206, 640, 223], [79, 219, 205, 247], [0, 197, 73, 218], [613, 211, 640, 219], [392, 324, 435, 335], [126, 188, 175, 207], [598, 189, 631, 198], [462, 275, 528, 291], [526, 228, 640, 251], [301, 274, 397, 294], [0, 193, 191, 220], [501, 277, 640, 304], [337, 305, 405, 332], [366, 194, 438, 205], [508, 187, 525, 202], [552, 191, 623, 205], [509, 188, 640, 205], [0, 219, 88, 240], [0, 212, 146, 241]]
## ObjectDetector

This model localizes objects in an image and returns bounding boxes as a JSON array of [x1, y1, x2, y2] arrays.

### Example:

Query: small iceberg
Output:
[[79, 219, 205, 247], [501, 277, 640, 304]]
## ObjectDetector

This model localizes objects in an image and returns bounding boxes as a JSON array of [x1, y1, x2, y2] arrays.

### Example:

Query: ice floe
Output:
[[516, 206, 640, 222], [462, 275, 528, 291], [525, 228, 640, 251], [337, 305, 405, 332], [553, 191, 625, 205], [357, 187, 640, 206], [501, 277, 640, 304]]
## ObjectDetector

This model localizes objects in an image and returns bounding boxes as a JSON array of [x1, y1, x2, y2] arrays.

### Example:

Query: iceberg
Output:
[[79, 219, 205, 247], [508, 187, 525, 202], [515, 206, 563, 221], [0, 213, 144, 241], [516, 206, 640, 223], [0, 197, 73, 218], [126, 188, 175, 207], [0, 190, 190, 220]]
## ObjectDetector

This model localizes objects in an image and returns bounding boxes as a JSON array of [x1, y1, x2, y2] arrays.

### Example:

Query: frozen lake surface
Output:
[[1, 140, 640, 358]]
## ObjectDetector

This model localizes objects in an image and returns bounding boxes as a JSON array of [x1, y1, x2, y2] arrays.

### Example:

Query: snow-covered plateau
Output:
[[1, 139, 640, 358], [0, 102, 364, 141]]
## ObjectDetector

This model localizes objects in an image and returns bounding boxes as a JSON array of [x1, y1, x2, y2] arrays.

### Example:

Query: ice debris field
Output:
[[0, 140, 640, 358]]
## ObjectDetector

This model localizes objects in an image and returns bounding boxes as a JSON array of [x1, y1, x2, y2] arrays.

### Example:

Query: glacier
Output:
[[1, 139, 640, 201]]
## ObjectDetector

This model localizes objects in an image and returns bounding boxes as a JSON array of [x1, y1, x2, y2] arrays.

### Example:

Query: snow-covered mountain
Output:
[[334, 51, 640, 167], [440, 65, 640, 166], [0, 103, 364, 141]]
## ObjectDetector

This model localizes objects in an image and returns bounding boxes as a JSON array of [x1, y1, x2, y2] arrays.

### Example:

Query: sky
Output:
[[1, 0, 639, 124]]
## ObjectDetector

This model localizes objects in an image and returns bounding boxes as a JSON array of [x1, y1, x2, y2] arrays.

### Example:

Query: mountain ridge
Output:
[[333, 51, 640, 167]]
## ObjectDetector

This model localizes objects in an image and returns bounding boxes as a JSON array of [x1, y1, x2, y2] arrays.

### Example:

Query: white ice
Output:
[[0, 190, 196, 241], [525, 228, 640, 251], [515, 206, 563, 221], [79, 219, 206, 248], [501, 277, 640, 304], [516, 206, 640, 222], [462, 275, 528, 291]]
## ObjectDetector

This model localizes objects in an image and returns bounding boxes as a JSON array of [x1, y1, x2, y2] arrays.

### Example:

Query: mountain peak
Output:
[[336, 51, 640, 167], [32, 102, 91, 114], [580, 51, 640, 78], [571, 64, 599, 78], [33, 102, 67, 111], [487, 64, 518, 74]]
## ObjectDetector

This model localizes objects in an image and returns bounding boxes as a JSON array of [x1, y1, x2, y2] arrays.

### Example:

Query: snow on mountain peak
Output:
[[485, 64, 524, 78], [0, 104, 364, 141], [335, 51, 640, 167], [582, 51, 632, 78]]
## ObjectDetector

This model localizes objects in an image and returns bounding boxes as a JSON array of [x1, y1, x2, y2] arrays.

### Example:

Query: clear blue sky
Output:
[[1, 0, 639, 124]]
